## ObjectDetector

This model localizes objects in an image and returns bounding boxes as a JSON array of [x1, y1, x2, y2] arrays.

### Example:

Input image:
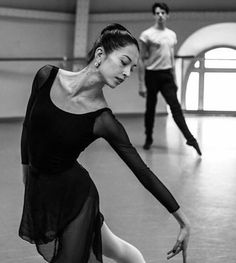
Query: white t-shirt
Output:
[[139, 26, 177, 70]]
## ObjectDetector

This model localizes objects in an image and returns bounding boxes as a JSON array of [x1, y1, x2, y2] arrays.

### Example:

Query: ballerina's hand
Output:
[[167, 225, 190, 262]]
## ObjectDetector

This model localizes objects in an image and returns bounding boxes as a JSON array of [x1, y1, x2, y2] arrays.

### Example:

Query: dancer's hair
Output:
[[152, 2, 170, 14], [87, 23, 139, 64]]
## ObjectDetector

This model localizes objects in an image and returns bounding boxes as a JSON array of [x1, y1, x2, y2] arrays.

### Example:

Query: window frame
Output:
[[183, 45, 236, 114]]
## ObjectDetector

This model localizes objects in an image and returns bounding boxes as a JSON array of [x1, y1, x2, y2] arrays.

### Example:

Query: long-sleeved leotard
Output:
[[21, 65, 54, 165], [19, 65, 179, 263], [21, 65, 179, 213], [93, 108, 179, 213]]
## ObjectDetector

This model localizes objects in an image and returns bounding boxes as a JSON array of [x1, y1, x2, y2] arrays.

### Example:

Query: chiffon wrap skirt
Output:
[[19, 162, 104, 263]]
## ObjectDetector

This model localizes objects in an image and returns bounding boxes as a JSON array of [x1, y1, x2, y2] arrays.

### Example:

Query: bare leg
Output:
[[101, 222, 146, 263]]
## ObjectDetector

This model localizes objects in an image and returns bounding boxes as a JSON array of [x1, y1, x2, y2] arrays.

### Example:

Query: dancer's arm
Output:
[[20, 65, 53, 184], [138, 40, 148, 97], [94, 109, 190, 261], [94, 109, 179, 212]]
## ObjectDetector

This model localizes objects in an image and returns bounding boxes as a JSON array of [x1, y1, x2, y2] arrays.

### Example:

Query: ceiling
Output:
[[0, 0, 236, 14], [0, 0, 235, 14]]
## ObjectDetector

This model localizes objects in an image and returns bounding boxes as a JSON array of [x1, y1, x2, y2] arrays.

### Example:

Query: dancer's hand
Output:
[[167, 209, 191, 262], [167, 224, 190, 262], [138, 83, 146, 98], [139, 90, 146, 98]]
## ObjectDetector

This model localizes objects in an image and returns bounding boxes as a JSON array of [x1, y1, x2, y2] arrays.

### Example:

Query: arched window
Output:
[[185, 47, 236, 112]]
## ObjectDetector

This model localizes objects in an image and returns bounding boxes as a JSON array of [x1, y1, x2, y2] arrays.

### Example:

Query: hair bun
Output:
[[100, 23, 131, 35], [87, 23, 139, 64]]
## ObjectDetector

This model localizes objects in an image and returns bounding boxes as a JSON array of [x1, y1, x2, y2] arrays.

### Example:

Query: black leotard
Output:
[[19, 65, 179, 263]]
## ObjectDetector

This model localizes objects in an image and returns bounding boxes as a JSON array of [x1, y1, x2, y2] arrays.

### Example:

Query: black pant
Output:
[[144, 69, 195, 142]]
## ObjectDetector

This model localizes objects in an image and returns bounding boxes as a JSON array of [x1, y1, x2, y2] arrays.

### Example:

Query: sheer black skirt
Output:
[[19, 162, 104, 263]]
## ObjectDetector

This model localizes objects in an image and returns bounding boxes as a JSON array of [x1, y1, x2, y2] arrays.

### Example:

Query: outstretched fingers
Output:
[[167, 240, 187, 261]]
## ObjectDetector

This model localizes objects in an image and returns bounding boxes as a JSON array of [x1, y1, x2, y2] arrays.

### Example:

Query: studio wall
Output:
[[0, 7, 236, 118]]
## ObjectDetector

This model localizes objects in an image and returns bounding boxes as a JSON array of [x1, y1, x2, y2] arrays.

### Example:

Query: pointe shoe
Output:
[[143, 139, 153, 150], [186, 139, 202, 156]]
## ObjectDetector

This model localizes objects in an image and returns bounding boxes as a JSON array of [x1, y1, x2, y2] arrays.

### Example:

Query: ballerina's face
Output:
[[99, 44, 139, 88]]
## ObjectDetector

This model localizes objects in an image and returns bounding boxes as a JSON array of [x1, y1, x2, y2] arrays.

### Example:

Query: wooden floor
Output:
[[0, 114, 236, 263]]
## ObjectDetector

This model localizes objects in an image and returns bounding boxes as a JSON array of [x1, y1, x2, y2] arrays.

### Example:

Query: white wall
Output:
[[0, 8, 236, 118], [0, 8, 74, 118]]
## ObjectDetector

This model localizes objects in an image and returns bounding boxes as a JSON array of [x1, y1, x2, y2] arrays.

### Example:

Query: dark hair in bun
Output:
[[87, 23, 139, 64]]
